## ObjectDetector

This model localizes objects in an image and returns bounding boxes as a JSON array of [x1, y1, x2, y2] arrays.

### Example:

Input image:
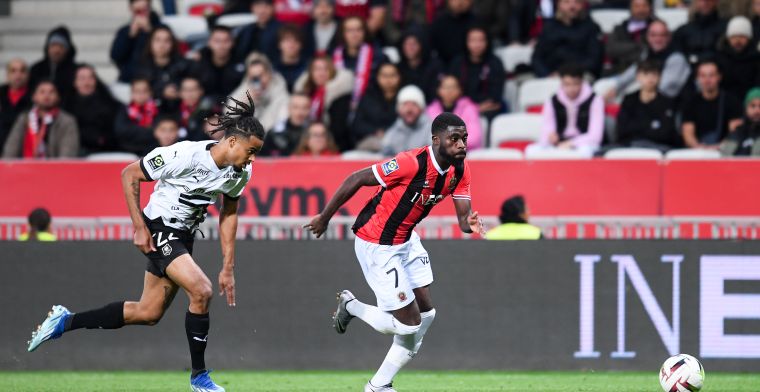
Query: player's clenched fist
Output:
[[133, 225, 156, 254], [304, 214, 328, 238]]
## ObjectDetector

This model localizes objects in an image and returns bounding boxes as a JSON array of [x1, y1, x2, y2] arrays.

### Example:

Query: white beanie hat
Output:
[[726, 16, 752, 38], [396, 85, 426, 111]]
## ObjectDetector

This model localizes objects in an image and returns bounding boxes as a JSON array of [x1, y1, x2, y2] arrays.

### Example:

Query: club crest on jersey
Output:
[[448, 175, 458, 191], [161, 244, 172, 256], [398, 292, 407, 302], [147, 155, 165, 170], [381, 159, 399, 176]]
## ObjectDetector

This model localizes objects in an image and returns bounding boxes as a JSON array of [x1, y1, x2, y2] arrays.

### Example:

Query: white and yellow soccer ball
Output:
[[659, 353, 705, 392]]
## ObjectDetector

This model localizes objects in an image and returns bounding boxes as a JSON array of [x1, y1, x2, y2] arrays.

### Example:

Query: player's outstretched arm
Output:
[[304, 167, 380, 238], [218, 194, 239, 307], [454, 198, 486, 236], [121, 161, 155, 253]]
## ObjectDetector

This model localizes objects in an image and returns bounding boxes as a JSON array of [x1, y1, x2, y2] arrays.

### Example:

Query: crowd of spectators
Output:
[[2, 0, 760, 159]]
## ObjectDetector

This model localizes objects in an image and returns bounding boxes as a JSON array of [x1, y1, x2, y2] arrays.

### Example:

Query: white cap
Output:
[[396, 85, 426, 111], [726, 16, 752, 38]]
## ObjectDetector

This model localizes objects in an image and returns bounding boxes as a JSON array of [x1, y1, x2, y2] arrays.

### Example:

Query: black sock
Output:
[[186, 311, 210, 376], [66, 301, 125, 331]]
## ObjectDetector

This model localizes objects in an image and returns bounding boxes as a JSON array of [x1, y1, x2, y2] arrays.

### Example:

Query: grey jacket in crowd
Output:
[[381, 113, 432, 156], [614, 51, 691, 98], [2, 110, 80, 158]]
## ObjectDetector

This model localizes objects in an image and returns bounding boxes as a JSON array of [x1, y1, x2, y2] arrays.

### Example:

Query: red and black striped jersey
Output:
[[352, 145, 472, 245]]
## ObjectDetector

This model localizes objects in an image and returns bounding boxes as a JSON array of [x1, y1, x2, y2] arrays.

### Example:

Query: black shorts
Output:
[[142, 215, 194, 278]]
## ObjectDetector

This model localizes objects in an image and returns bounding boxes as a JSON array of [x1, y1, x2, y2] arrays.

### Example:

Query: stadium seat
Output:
[[341, 150, 385, 160], [383, 47, 400, 64], [465, 148, 523, 160], [216, 13, 257, 28], [109, 82, 131, 105], [161, 15, 208, 41], [489, 113, 543, 149], [518, 77, 559, 112], [665, 148, 722, 160], [524, 148, 592, 160], [604, 147, 663, 160], [657, 8, 689, 32], [593, 77, 617, 97], [495, 45, 534, 73], [86, 152, 140, 162], [182, 0, 224, 15], [590, 9, 629, 34]]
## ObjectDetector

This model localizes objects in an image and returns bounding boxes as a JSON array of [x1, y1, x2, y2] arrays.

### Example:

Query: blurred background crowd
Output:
[[1, 0, 760, 161]]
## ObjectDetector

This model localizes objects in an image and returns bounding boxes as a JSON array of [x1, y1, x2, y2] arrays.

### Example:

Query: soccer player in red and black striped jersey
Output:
[[305, 112, 484, 392]]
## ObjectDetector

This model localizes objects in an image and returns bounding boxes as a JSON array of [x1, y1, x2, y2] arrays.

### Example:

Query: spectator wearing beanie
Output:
[[716, 16, 760, 102], [720, 87, 760, 157], [29, 26, 78, 100], [381, 85, 432, 156], [426, 75, 482, 150]]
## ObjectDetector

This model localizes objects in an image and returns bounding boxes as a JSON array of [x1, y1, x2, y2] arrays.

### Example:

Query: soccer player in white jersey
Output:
[[26, 94, 265, 392]]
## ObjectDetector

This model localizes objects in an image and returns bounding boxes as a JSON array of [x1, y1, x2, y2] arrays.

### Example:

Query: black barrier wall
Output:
[[2, 240, 760, 371]]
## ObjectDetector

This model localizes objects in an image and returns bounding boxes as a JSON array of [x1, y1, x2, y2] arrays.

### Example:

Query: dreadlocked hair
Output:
[[208, 91, 265, 141]]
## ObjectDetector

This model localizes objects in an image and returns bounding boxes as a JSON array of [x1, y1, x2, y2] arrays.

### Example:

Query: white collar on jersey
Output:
[[428, 145, 449, 175]]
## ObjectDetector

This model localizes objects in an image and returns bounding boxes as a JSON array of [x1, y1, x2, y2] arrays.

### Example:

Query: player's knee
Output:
[[391, 317, 421, 335], [189, 280, 213, 307]]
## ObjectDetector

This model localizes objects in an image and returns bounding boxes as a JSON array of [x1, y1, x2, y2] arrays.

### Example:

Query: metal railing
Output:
[[2, 216, 759, 240]]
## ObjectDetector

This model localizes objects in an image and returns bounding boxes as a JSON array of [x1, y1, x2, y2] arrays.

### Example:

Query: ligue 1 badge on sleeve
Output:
[[382, 158, 399, 176], [148, 154, 165, 170]]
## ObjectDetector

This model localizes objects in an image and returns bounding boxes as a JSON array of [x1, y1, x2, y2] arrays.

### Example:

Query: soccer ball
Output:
[[659, 353, 705, 392]]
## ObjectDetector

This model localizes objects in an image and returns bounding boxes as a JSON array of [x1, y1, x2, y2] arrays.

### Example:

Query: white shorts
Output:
[[354, 231, 433, 311]]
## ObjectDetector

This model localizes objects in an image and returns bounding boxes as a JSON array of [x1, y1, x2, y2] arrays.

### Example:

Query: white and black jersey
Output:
[[140, 140, 251, 231]]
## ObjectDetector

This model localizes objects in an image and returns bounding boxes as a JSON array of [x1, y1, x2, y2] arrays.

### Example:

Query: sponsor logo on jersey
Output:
[[147, 155, 165, 170], [162, 244, 173, 256], [196, 168, 210, 176], [381, 159, 399, 176], [223, 172, 242, 179]]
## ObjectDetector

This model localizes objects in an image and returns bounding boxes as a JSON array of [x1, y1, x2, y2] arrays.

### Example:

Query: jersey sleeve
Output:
[[451, 162, 471, 200], [224, 167, 252, 200], [140, 144, 189, 181], [371, 152, 417, 188]]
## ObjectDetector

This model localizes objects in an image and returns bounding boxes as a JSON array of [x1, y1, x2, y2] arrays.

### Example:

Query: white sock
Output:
[[370, 309, 437, 387], [346, 299, 420, 335]]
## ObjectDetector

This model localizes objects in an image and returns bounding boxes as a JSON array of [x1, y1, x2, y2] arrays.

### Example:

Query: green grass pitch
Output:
[[1, 370, 758, 391]]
